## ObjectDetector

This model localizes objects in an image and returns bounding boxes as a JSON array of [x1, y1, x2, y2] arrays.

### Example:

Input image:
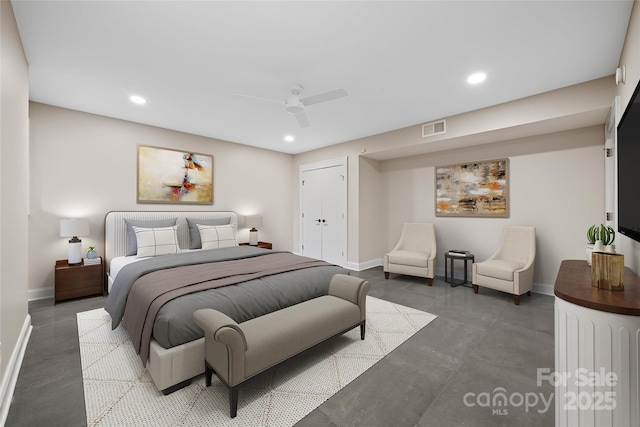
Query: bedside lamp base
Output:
[[68, 237, 82, 265]]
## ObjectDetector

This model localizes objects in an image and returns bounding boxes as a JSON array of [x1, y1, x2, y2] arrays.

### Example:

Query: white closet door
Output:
[[301, 168, 323, 260], [320, 166, 346, 266], [300, 158, 347, 267]]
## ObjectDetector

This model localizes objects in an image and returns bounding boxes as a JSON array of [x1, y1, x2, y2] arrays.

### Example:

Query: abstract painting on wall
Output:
[[137, 145, 213, 204], [435, 158, 508, 217]]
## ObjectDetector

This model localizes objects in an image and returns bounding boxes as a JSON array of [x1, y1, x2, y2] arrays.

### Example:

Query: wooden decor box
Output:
[[591, 252, 624, 291]]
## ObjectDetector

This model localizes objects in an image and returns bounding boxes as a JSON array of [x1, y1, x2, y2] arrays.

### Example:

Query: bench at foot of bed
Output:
[[193, 273, 370, 418]]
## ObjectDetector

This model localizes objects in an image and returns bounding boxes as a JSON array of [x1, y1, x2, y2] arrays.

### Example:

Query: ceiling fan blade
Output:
[[295, 111, 310, 128], [300, 88, 348, 106], [234, 93, 284, 105]]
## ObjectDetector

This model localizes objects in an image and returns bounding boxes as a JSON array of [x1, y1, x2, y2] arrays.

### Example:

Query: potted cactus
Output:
[[586, 224, 616, 265]]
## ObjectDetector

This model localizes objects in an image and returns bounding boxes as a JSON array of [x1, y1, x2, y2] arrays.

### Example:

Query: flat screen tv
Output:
[[617, 79, 640, 243]]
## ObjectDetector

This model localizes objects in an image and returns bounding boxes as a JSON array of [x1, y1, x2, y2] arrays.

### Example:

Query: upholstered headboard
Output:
[[104, 210, 238, 270]]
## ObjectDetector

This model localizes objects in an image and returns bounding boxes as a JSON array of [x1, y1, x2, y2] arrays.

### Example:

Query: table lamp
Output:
[[60, 219, 89, 265], [244, 215, 263, 246]]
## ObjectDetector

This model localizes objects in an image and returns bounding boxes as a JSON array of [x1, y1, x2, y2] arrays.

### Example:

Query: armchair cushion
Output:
[[387, 250, 431, 268], [475, 259, 524, 281]]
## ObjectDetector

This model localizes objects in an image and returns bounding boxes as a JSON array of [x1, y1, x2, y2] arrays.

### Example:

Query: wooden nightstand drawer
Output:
[[239, 241, 272, 249], [55, 260, 104, 303]]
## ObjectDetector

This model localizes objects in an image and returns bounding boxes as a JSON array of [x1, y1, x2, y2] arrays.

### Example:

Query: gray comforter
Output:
[[105, 246, 347, 353]]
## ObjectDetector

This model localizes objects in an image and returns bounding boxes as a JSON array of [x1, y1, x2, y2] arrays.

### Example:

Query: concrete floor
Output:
[[7, 267, 555, 426]]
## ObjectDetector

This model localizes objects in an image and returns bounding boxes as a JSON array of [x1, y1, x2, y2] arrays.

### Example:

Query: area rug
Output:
[[78, 296, 436, 426]]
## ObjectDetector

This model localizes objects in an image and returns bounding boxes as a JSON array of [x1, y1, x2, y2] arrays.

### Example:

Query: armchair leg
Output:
[[205, 362, 213, 387], [360, 321, 366, 340], [384, 272, 389, 279], [472, 284, 478, 294], [514, 294, 520, 305], [527, 291, 532, 296], [427, 277, 433, 286]]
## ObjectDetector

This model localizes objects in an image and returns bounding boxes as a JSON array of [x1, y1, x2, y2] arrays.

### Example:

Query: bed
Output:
[[103, 211, 348, 394]]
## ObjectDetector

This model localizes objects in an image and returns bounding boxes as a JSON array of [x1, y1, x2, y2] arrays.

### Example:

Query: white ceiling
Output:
[[12, 1, 634, 155]]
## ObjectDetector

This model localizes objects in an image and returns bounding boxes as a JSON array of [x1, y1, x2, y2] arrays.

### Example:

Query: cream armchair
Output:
[[472, 226, 536, 305], [384, 223, 436, 286]]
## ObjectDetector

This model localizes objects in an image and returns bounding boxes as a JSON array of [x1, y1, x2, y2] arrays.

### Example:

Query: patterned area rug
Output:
[[78, 297, 436, 426]]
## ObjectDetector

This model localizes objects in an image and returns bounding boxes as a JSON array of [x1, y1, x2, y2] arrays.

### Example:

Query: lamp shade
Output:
[[244, 215, 263, 230], [60, 219, 89, 237]]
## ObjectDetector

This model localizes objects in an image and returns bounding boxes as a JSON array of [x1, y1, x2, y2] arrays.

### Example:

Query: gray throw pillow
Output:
[[124, 218, 177, 256], [186, 217, 231, 249]]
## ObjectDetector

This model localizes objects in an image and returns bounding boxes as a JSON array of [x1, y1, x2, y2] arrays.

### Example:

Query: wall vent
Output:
[[422, 120, 446, 137]]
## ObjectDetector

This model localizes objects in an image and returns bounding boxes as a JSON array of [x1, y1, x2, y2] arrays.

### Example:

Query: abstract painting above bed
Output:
[[137, 145, 214, 204]]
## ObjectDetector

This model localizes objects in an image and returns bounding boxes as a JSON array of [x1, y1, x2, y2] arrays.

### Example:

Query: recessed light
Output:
[[284, 135, 295, 143], [467, 72, 486, 85], [130, 95, 146, 105]]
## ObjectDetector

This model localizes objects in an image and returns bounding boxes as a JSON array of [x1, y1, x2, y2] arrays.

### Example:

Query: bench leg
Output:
[[206, 361, 240, 418], [360, 321, 366, 340], [161, 378, 192, 395], [384, 271, 389, 279], [205, 362, 213, 387], [229, 386, 239, 418]]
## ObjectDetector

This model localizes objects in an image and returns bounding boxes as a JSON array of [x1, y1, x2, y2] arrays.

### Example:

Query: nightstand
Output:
[[54, 259, 104, 303], [239, 241, 273, 250]]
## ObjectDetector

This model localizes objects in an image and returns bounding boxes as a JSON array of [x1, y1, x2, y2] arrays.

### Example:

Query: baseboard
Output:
[[293, 254, 383, 272], [0, 314, 32, 426], [28, 286, 53, 302], [435, 266, 447, 279], [533, 282, 554, 296], [345, 258, 383, 272]]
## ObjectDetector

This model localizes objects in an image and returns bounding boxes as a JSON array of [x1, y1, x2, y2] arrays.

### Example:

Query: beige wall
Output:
[[293, 76, 614, 290], [381, 126, 604, 288], [1, 0, 30, 404], [616, 1, 640, 272], [358, 157, 384, 266], [28, 103, 294, 293]]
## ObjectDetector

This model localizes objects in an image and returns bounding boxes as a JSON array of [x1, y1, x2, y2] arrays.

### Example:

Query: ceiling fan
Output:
[[236, 84, 348, 128]]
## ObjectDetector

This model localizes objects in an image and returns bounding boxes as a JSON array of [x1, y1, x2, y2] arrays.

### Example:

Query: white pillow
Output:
[[132, 225, 180, 258], [198, 224, 237, 249]]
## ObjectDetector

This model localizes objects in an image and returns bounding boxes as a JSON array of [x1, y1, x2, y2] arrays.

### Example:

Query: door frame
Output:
[[299, 157, 348, 266], [605, 97, 619, 242]]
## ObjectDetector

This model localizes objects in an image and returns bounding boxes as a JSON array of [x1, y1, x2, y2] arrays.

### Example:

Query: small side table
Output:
[[54, 259, 104, 303], [444, 252, 475, 287], [239, 241, 272, 250]]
